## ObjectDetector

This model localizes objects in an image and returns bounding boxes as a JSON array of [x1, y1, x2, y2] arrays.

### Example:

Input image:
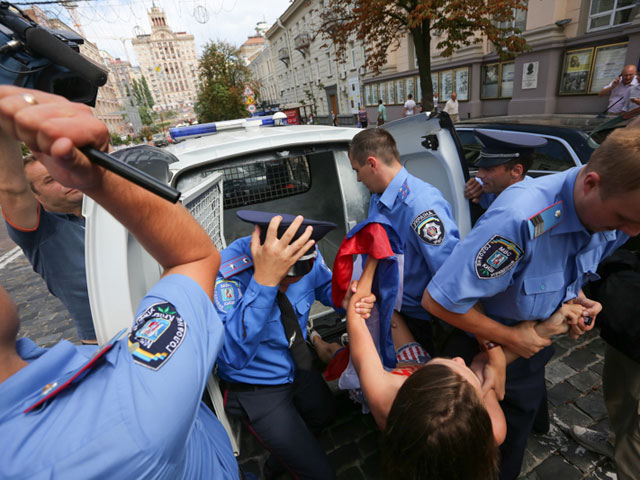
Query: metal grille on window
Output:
[[220, 157, 312, 209], [182, 172, 226, 250]]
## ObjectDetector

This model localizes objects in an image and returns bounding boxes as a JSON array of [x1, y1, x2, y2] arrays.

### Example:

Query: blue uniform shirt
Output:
[[0, 275, 238, 479], [214, 237, 334, 385], [368, 167, 460, 320], [428, 167, 628, 324], [477, 175, 532, 210]]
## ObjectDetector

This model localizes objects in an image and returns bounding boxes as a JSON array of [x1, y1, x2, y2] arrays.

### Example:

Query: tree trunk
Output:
[[411, 20, 433, 112]]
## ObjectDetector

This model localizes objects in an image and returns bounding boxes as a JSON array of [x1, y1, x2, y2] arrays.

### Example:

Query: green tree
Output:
[[195, 40, 256, 122], [319, 0, 528, 111], [141, 76, 155, 108]]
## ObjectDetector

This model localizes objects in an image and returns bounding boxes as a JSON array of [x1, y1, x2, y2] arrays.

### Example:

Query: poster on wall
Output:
[[406, 77, 415, 101], [481, 64, 499, 98], [395, 79, 405, 104], [387, 81, 395, 104], [430, 73, 437, 96], [589, 43, 628, 94], [522, 61, 539, 90], [378, 83, 386, 104], [364, 84, 372, 106], [455, 68, 469, 101], [348, 76, 361, 113], [440, 70, 453, 101], [559, 48, 593, 95]]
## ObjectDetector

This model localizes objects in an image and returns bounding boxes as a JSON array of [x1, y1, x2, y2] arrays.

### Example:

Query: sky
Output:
[[42, 0, 293, 64]]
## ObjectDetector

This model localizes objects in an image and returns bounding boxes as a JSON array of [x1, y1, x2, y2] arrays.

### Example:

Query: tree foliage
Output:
[[195, 40, 258, 123], [319, 0, 528, 111]]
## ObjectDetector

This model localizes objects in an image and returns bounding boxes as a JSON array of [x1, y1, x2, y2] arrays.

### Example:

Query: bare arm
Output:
[[422, 289, 550, 359], [599, 77, 619, 96], [0, 86, 220, 298], [0, 130, 39, 229]]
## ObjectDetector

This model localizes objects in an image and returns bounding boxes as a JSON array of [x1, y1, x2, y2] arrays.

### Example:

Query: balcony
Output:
[[278, 48, 290, 67]]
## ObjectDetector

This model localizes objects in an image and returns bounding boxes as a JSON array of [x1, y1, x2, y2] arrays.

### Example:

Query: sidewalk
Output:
[[4, 248, 618, 479]]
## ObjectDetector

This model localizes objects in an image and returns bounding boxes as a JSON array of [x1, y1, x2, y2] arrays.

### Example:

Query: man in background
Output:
[[443, 92, 459, 122], [599, 64, 638, 114]]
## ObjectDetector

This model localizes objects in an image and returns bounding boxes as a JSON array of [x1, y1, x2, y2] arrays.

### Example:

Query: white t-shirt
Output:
[[404, 99, 416, 115], [443, 99, 459, 115]]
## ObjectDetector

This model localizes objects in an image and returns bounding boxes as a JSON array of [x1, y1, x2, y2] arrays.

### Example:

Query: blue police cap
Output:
[[236, 210, 337, 245], [474, 129, 547, 168]]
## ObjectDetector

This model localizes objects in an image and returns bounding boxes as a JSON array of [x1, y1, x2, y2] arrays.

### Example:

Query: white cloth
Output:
[[443, 98, 459, 116]]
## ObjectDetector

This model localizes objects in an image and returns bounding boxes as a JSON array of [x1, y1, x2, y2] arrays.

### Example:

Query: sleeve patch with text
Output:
[[410, 210, 445, 245], [475, 235, 523, 279]]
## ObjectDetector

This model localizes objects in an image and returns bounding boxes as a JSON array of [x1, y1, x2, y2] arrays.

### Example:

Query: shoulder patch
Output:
[[220, 254, 253, 278], [528, 201, 563, 239], [475, 235, 524, 279], [215, 278, 243, 312], [128, 302, 186, 370], [397, 181, 410, 202], [411, 210, 445, 245]]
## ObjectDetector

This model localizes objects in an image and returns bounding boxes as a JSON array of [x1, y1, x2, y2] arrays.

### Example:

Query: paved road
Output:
[[0, 219, 620, 479]]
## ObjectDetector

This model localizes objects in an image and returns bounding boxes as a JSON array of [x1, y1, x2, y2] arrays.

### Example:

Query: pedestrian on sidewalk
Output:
[[376, 99, 386, 126], [443, 92, 459, 122], [358, 106, 368, 128]]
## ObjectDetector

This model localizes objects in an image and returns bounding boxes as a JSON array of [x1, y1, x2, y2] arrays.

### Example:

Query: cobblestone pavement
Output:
[[0, 220, 620, 479]]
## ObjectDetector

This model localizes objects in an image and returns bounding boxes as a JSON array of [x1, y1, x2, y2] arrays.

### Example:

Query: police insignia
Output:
[[214, 279, 242, 312], [411, 210, 444, 245], [128, 302, 186, 370], [398, 181, 410, 202], [475, 235, 523, 279]]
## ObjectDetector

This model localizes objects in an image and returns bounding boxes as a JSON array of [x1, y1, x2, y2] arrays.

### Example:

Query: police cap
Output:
[[474, 129, 547, 168], [236, 210, 337, 276]]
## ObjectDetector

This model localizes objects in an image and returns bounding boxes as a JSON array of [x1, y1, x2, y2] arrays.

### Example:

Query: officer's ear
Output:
[[510, 163, 524, 179], [367, 156, 378, 170]]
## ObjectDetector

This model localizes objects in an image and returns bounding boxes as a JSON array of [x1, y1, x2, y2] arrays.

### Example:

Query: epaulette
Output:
[[220, 254, 253, 278], [527, 201, 563, 239], [397, 181, 410, 202]]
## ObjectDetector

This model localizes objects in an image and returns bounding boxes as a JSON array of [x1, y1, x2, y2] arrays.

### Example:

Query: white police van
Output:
[[83, 111, 472, 454]]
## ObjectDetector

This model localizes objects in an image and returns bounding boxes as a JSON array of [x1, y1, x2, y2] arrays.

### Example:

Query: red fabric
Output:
[[323, 345, 350, 381], [331, 223, 394, 307]]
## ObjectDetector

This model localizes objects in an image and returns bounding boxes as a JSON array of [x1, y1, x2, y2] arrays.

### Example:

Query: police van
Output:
[[83, 111, 473, 453]]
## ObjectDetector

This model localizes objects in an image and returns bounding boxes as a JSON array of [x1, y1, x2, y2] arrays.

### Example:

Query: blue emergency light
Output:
[[169, 115, 277, 141]]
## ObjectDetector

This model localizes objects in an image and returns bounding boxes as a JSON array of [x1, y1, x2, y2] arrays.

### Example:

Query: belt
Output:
[[222, 381, 289, 392]]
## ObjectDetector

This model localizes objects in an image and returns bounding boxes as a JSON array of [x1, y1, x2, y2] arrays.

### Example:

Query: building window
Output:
[[588, 0, 636, 31], [350, 43, 357, 69], [497, 1, 528, 31], [327, 53, 332, 76], [481, 62, 514, 99]]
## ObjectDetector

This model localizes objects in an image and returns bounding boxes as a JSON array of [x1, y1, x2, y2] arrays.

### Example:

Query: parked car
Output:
[[151, 132, 169, 147], [455, 114, 630, 177]]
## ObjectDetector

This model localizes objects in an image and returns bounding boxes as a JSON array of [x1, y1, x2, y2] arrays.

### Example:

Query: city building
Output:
[[104, 55, 143, 135], [131, 6, 200, 120], [252, 0, 367, 124], [360, 0, 640, 121]]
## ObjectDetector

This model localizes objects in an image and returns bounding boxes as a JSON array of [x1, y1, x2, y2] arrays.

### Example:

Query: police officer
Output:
[[349, 128, 460, 353], [215, 210, 373, 480], [464, 129, 546, 209], [0, 87, 238, 478], [423, 126, 640, 479]]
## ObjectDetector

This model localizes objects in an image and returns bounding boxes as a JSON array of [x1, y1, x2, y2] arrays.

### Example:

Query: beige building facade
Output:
[[253, 0, 367, 124], [131, 6, 200, 119], [361, 0, 640, 121]]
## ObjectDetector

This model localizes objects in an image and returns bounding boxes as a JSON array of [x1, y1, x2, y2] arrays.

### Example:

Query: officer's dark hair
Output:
[[505, 152, 534, 176], [381, 363, 499, 480], [349, 128, 400, 167], [585, 126, 640, 199]]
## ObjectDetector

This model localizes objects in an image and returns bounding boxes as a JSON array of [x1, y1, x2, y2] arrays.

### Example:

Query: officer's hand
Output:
[[464, 178, 483, 203], [251, 215, 315, 287], [567, 295, 601, 338], [342, 280, 376, 318], [509, 322, 551, 359], [536, 303, 583, 338], [0, 86, 109, 191]]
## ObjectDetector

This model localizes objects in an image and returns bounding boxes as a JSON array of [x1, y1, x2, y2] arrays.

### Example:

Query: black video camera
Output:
[[0, 2, 107, 106]]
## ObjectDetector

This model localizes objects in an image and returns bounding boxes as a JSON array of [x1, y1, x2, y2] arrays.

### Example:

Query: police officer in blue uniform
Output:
[[0, 87, 238, 479], [423, 126, 640, 479], [215, 210, 372, 480], [348, 128, 460, 353], [464, 129, 546, 209]]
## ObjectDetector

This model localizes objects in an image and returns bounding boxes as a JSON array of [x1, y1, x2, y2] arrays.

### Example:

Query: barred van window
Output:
[[220, 156, 312, 209]]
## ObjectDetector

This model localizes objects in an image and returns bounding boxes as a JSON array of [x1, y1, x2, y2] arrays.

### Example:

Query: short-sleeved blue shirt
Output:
[[428, 167, 628, 325], [4, 205, 94, 340], [214, 237, 334, 385], [0, 275, 238, 479], [369, 167, 460, 320]]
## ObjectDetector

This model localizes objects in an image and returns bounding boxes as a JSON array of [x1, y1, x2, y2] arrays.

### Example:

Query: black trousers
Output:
[[224, 369, 336, 480], [499, 346, 554, 480]]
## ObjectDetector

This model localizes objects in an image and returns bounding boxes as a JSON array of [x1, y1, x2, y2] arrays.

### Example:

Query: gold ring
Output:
[[21, 93, 38, 106]]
